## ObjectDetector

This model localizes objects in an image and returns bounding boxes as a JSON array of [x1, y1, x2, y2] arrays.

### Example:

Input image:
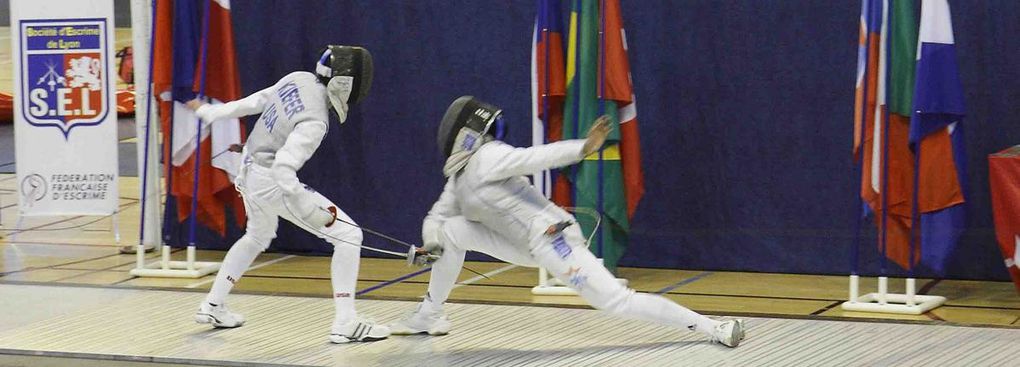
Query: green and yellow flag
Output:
[[563, 0, 644, 272]]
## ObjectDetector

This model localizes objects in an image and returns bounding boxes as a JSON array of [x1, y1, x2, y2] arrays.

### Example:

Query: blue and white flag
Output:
[[909, 0, 967, 275]]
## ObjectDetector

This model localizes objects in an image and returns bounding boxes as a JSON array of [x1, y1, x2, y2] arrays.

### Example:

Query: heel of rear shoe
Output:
[[194, 313, 214, 324]]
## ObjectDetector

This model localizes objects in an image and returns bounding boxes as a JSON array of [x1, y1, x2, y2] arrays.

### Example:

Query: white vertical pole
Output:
[[161, 245, 171, 270], [112, 214, 121, 244], [878, 276, 889, 305], [848, 274, 860, 303], [186, 246, 196, 271], [906, 278, 917, 307], [130, 0, 161, 259], [10, 217, 25, 243]]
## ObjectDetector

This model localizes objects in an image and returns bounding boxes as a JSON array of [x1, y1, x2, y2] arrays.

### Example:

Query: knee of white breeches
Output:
[[588, 286, 634, 315], [238, 233, 272, 253], [332, 241, 360, 257], [439, 223, 464, 253], [345, 226, 364, 246], [327, 226, 363, 253]]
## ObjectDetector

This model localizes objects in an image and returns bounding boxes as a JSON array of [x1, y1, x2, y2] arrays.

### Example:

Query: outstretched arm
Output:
[[188, 85, 273, 122], [481, 115, 613, 182], [480, 140, 587, 182]]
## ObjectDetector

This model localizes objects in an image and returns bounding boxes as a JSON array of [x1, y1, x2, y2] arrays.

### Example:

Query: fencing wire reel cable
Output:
[[273, 196, 492, 279], [562, 206, 602, 247]]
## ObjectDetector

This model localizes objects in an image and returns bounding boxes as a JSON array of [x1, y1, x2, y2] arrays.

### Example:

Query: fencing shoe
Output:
[[390, 305, 452, 336], [711, 319, 745, 348], [330, 319, 391, 344], [194, 302, 245, 328]]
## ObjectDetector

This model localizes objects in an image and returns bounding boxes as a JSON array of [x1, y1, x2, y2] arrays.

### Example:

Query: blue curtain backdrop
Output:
[[164, 0, 1020, 281]]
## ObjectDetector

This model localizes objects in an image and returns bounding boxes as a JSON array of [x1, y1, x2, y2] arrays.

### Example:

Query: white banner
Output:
[[11, 0, 119, 216]]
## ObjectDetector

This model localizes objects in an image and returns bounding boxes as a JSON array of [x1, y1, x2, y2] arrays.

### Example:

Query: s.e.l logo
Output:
[[20, 18, 109, 138]]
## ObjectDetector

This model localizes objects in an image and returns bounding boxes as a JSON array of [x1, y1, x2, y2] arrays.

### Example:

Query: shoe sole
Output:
[[726, 320, 745, 348], [329, 335, 388, 344], [390, 327, 449, 336], [194, 313, 243, 328]]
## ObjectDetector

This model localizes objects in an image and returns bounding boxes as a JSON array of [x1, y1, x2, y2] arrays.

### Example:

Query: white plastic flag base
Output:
[[531, 261, 628, 296], [129, 245, 220, 278], [841, 275, 946, 315]]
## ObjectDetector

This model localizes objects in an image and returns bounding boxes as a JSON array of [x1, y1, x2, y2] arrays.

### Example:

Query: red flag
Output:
[[153, 0, 245, 236], [989, 147, 1020, 294], [601, 0, 644, 218], [532, 0, 571, 206]]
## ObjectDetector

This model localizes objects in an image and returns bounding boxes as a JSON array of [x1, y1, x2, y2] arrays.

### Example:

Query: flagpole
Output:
[[187, 0, 213, 259], [852, 2, 874, 280], [136, 0, 159, 263], [540, 0, 552, 289], [879, 0, 892, 277], [162, 0, 177, 249], [595, 0, 607, 260], [570, 0, 581, 233], [163, 103, 177, 247], [542, 0, 551, 191], [909, 142, 920, 278]]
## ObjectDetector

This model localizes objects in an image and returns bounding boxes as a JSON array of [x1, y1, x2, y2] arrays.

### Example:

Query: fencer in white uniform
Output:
[[188, 45, 389, 343], [391, 96, 745, 347]]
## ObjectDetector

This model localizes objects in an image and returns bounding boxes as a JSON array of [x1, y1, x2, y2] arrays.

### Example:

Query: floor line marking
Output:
[[356, 267, 432, 296], [918, 279, 941, 295], [655, 271, 713, 294], [810, 301, 844, 316], [184, 255, 296, 288], [2, 201, 139, 237], [454, 264, 517, 289]]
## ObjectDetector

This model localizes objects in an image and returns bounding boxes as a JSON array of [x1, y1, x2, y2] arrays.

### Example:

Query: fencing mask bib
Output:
[[315, 45, 373, 122]]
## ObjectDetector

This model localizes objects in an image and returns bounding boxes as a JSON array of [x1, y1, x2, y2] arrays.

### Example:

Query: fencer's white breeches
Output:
[[423, 216, 720, 335], [206, 163, 363, 323]]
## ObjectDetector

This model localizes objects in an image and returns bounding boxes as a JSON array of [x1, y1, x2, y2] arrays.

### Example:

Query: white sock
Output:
[[330, 243, 359, 324], [205, 235, 263, 305], [627, 293, 722, 335], [422, 246, 466, 314]]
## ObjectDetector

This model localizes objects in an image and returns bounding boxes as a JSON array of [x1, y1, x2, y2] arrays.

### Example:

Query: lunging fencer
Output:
[[186, 45, 389, 343], [390, 96, 745, 347]]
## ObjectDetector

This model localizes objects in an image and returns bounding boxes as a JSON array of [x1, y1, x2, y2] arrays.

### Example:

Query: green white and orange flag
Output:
[[854, 0, 964, 272], [563, 0, 644, 272]]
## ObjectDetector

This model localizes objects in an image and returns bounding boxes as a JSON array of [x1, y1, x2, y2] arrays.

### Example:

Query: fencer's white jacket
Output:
[[194, 72, 331, 198], [423, 139, 588, 248]]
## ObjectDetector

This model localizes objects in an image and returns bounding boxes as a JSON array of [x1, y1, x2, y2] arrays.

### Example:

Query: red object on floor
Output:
[[989, 145, 1020, 294], [0, 93, 12, 123], [0, 89, 135, 124]]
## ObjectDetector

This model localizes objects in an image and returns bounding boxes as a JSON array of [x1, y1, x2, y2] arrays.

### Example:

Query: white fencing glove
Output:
[[420, 218, 445, 256]]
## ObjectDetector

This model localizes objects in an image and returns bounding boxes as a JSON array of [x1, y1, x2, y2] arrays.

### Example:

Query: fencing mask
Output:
[[315, 45, 373, 122], [437, 96, 506, 158]]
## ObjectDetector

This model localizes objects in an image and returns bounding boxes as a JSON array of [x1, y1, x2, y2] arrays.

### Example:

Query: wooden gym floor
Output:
[[1, 173, 1018, 329], [2, 283, 1017, 367]]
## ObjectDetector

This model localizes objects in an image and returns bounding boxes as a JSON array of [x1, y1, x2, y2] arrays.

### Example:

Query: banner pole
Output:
[[134, 0, 157, 266]]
